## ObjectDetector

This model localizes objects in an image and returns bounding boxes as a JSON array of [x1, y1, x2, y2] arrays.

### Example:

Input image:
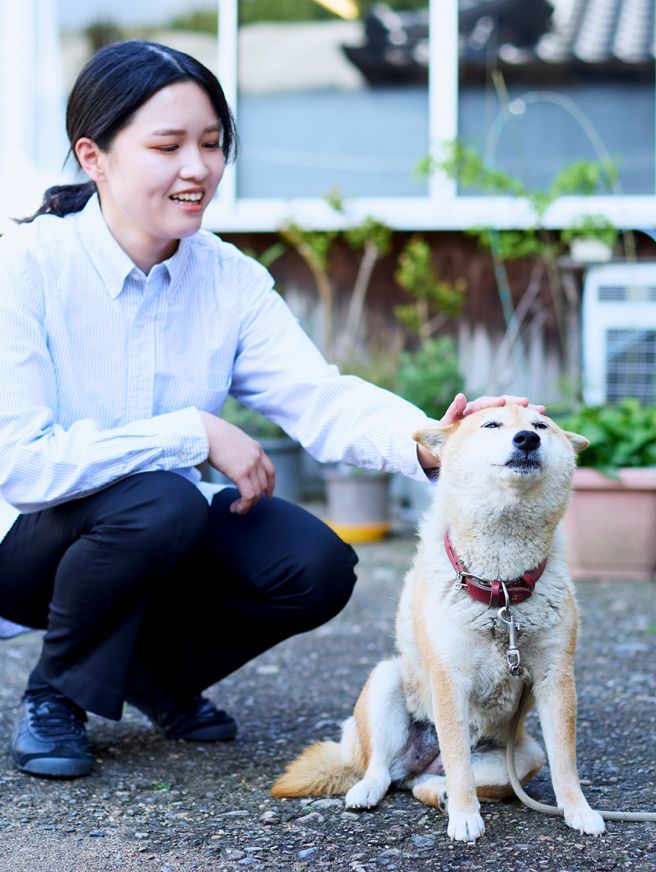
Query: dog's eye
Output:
[[482, 421, 501, 429], [533, 421, 548, 430]]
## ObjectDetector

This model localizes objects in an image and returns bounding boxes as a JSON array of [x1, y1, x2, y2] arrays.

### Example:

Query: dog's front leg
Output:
[[533, 662, 605, 835], [430, 665, 485, 842]]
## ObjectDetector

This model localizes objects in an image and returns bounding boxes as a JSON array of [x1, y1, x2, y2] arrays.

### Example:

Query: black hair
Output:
[[20, 40, 237, 223]]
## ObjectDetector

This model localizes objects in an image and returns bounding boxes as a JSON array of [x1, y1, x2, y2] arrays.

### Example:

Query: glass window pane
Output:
[[236, 1, 430, 199], [58, 2, 220, 89], [457, 0, 655, 195]]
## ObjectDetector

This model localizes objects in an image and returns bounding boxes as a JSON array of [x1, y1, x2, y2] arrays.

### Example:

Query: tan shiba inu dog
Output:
[[272, 404, 606, 842]]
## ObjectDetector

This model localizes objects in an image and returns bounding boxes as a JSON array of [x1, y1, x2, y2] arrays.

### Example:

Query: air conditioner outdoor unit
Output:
[[582, 263, 656, 405]]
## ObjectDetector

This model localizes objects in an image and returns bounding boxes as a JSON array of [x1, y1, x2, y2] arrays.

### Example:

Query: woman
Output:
[[0, 40, 537, 779]]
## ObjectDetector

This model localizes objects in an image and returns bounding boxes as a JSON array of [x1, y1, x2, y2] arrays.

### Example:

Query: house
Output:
[[1, 0, 655, 404]]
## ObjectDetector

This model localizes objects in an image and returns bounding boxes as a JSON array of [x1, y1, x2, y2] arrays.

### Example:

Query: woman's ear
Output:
[[413, 423, 456, 461], [74, 138, 106, 183]]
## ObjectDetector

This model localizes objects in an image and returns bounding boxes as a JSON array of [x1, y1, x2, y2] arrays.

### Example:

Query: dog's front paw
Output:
[[447, 810, 485, 842], [345, 777, 387, 809], [564, 805, 605, 836]]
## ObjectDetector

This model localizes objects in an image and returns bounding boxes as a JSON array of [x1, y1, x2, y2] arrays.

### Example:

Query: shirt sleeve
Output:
[[229, 256, 434, 482], [0, 254, 209, 513]]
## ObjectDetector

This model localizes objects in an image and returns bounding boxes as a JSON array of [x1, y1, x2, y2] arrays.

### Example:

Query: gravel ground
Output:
[[0, 527, 654, 871]]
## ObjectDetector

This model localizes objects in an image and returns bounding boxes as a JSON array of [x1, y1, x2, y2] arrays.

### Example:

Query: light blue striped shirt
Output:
[[0, 194, 431, 545]]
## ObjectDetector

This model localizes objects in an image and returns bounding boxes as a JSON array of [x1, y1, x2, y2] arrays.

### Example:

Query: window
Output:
[[236, 1, 430, 199], [2, 1, 656, 232], [457, 0, 656, 197]]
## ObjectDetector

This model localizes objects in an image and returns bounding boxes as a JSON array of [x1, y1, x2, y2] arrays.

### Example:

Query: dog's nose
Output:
[[513, 430, 541, 453]]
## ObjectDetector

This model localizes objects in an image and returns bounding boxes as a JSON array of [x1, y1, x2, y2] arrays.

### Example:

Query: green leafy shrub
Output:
[[220, 397, 285, 439], [395, 337, 464, 420], [559, 399, 656, 478]]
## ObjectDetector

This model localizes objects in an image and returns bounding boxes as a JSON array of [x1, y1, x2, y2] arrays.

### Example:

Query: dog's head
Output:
[[414, 404, 588, 504]]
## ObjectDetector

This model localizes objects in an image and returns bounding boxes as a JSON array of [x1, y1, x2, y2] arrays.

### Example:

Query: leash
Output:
[[506, 682, 656, 823], [444, 534, 656, 823]]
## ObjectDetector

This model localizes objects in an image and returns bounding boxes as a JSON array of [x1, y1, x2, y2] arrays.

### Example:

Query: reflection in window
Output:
[[458, 0, 656, 195], [236, 2, 430, 199]]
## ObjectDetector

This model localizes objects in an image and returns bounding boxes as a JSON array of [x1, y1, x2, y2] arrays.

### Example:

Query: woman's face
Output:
[[83, 81, 225, 271]]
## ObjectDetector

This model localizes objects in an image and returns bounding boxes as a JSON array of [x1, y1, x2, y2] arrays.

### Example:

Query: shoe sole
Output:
[[16, 756, 93, 778]]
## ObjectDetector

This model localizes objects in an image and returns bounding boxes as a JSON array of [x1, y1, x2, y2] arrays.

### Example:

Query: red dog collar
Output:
[[444, 529, 546, 608]]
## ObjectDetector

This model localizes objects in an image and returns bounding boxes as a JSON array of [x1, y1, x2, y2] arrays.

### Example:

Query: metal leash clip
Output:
[[497, 582, 523, 677]]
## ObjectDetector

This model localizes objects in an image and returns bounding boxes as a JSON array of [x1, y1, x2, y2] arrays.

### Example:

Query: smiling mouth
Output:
[[170, 192, 204, 203]]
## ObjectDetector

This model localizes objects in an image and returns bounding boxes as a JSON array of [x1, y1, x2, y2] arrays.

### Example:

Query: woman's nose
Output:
[[180, 148, 210, 179]]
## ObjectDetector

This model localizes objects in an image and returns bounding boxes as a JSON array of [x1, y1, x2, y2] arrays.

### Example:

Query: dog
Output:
[[271, 403, 606, 842]]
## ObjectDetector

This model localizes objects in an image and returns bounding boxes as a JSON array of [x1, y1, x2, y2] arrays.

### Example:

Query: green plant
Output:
[[238, 0, 426, 26], [166, 9, 218, 32], [559, 399, 656, 478], [85, 19, 125, 50], [280, 191, 393, 364], [220, 397, 286, 439], [422, 141, 627, 397], [395, 337, 464, 420], [395, 236, 466, 342]]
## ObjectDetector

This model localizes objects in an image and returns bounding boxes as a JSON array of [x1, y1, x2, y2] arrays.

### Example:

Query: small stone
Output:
[[410, 834, 435, 848], [260, 810, 280, 824], [310, 798, 343, 809], [296, 811, 324, 824], [298, 847, 319, 859], [134, 832, 149, 839]]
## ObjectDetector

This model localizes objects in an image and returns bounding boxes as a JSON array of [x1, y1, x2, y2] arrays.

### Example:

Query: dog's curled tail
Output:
[[271, 719, 362, 798], [271, 739, 359, 797]]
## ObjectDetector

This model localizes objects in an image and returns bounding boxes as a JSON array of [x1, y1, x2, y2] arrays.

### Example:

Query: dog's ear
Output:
[[413, 423, 457, 458], [563, 430, 590, 454]]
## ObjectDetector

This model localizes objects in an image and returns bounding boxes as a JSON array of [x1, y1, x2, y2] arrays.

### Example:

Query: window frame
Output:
[[203, 0, 656, 233]]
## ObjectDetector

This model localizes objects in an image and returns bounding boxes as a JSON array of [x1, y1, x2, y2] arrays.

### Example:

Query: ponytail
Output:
[[17, 182, 96, 224]]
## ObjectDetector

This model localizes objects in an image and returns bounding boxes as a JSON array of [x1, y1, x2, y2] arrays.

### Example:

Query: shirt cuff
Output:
[[397, 431, 438, 484], [150, 407, 209, 470]]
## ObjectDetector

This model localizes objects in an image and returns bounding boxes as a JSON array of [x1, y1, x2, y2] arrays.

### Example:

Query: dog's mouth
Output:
[[504, 453, 542, 473]]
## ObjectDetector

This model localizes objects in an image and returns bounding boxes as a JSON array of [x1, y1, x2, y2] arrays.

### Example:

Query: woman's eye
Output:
[[482, 421, 501, 429], [157, 145, 178, 153], [203, 141, 221, 150]]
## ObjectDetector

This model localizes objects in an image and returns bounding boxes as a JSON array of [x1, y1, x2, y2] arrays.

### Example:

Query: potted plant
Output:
[[200, 397, 303, 504], [559, 399, 656, 581]]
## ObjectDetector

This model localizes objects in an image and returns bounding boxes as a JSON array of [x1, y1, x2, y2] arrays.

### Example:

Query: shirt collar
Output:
[[76, 194, 137, 299], [75, 193, 193, 298]]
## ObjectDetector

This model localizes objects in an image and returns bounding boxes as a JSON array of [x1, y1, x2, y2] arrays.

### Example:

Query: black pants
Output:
[[0, 472, 358, 720]]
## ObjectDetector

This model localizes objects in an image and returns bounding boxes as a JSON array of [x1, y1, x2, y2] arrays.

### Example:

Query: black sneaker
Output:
[[157, 695, 237, 742], [11, 688, 93, 778], [125, 669, 237, 742]]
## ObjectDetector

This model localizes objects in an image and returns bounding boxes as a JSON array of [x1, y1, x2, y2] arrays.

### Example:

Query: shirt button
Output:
[[179, 451, 190, 463]]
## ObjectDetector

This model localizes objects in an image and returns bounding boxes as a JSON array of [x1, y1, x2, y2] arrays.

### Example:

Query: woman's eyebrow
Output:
[[151, 124, 221, 136]]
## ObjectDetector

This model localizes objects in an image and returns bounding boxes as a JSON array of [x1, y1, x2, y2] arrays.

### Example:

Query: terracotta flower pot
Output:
[[564, 468, 656, 581]]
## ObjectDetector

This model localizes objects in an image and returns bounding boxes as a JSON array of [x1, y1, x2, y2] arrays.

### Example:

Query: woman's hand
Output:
[[199, 411, 275, 514], [416, 393, 546, 471]]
